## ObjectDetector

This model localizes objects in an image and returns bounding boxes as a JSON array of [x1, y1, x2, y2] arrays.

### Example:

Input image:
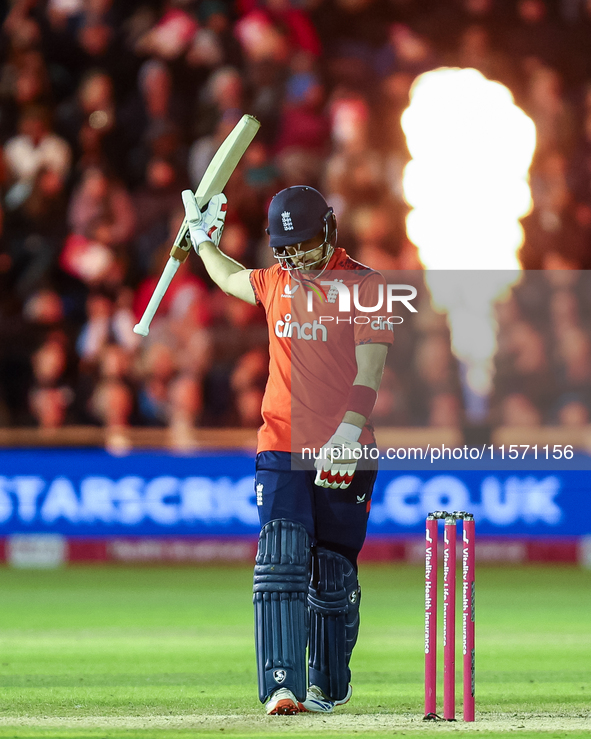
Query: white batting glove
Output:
[[181, 190, 228, 253], [314, 423, 362, 489]]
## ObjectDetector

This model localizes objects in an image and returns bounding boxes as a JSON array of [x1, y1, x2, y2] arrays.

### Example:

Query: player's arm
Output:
[[199, 241, 256, 305], [315, 342, 389, 490], [342, 342, 389, 429], [182, 190, 256, 305]]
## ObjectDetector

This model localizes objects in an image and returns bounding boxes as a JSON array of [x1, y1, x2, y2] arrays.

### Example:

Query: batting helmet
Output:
[[266, 186, 337, 250]]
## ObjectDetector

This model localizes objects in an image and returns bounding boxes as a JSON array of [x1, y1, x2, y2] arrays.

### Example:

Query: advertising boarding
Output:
[[0, 449, 589, 539]]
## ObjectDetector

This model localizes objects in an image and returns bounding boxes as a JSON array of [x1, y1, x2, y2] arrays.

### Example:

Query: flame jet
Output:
[[401, 67, 536, 420]]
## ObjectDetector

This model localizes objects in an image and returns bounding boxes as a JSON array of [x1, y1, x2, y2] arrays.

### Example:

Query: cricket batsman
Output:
[[181, 185, 392, 714]]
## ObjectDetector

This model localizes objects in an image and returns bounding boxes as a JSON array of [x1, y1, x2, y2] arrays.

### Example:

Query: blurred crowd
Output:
[[491, 270, 591, 428], [1, 0, 591, 437]]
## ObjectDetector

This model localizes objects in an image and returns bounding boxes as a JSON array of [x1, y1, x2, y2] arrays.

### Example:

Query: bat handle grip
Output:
[[133, 257, 181, 337], [173, 195, 208, 247], [173, 218, 189, 248]]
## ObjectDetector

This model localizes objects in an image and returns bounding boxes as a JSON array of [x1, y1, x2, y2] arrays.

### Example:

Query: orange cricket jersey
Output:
[[249, 248, 394, 455]]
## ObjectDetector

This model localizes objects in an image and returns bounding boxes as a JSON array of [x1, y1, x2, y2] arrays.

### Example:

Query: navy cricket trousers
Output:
[[254, 450, 378, 569]]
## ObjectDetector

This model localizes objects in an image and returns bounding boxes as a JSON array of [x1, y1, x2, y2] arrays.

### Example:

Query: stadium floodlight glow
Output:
[[401, 67, 536, 417]]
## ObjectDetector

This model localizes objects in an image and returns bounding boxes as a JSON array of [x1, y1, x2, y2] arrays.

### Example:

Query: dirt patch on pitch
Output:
[[0, 713, 589, 734]]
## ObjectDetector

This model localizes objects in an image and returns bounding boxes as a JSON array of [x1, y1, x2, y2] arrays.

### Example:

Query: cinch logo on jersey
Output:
[[371, 316, 398, 332], [281, 284, 300, 299], [281, 211, 293, 230], [274, 313, 328, 341]]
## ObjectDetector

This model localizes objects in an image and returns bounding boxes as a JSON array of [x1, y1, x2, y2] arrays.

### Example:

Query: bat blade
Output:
[[173, 114, 260, 247], [133, 113, 260, 338]]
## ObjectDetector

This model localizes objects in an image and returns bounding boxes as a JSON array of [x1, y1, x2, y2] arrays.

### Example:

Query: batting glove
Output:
[[314, 423, 362, 490], [181, 190, 228, 253]]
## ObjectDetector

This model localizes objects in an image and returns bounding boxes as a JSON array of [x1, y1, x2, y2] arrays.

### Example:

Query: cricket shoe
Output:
[[265, 688, 300, 715], [298, 684, 352, 713]]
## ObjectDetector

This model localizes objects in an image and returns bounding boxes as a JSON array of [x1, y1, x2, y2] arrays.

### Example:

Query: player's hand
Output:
[[314, 434, 362, 489], [182, 191, 228, 253]]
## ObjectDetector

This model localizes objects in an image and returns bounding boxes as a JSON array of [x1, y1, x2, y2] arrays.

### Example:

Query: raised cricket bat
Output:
[[133, 114, 260, 336]]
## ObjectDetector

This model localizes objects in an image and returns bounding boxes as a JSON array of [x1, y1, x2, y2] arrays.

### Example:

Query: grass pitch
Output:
[[0, 563, 589, 738]]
